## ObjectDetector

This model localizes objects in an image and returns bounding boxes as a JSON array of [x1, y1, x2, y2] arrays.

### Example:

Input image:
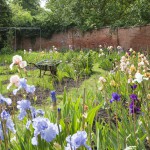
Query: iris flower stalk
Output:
[[115, 100, 120, 149], [0, 110, 16, 150], [82, 88, 86, 130], [57, 108, 62, 148], [129, 94, 140, 144], [50, 91, 57, 110], [1, 119, 8, 150], [110, 92, 121, 149]]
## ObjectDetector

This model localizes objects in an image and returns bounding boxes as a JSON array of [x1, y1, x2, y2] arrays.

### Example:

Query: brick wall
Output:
[[16, 25, 150, 51]]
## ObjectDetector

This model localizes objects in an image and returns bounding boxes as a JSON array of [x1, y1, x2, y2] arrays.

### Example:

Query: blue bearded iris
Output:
[[65, 131, 91, 150], [17, 100, 31, 120], [0, 94, 12, 105], [13, 78, 35, 95], [17, 100, 45, 120], [0, 110, 16, 140], [31, 117, 61, 145]]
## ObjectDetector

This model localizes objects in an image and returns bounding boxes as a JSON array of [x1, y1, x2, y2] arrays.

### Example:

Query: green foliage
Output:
[[0, 0, 12, 27], [0, 0, 150, 47], [12, 0, 40, 15], [10, 3, 33, 27], [0, 0, 12, 50], [45, 0, 150, 32], [98, 51, 121, 71], [1, 29, 14, 54]]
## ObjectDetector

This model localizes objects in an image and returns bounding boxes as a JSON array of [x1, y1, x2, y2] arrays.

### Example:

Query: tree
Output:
[[12, 0, 40, 15], [0, 0, 12, 27], [10, 3, 33, 27], [0, 0, 12, 50]]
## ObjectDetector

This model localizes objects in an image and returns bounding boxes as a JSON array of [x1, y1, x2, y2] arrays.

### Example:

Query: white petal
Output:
[[7, 83, 12, 89], [9, 63, 14, 70]]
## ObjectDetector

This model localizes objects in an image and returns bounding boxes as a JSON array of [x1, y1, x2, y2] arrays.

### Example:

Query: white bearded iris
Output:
[[10, 55, 27, 70], [133, 73, 148, 83]]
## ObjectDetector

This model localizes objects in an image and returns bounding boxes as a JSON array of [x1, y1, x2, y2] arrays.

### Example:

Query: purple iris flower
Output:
[[65, 131, 91, 150], [57, 108, 61, 121], [58, 108, 61, 112], [131, 84, 137, 90], [110, 92, 121, 103], [129, 101, 140, 114], [0, 94, 12, 105], [130, 94, 138, 101], [127, 50, 131, 56], [50, 91, 56, 102]]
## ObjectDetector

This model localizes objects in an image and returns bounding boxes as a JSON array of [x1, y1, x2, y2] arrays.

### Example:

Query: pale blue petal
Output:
[[4, 98, 12, 105], [26, 120, 31, 130], [1, 110, 10, 120], [0, 129, 4, 140], [6, 118, 16, 133], [32, 137, 38, 145], [18, 110, 27, 120], [25, 85, 35, 93], [41, 126, 57, 142], [19, 78, 27, 89]]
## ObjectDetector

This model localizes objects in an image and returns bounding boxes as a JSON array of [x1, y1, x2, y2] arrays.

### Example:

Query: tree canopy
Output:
[[0, 0, 12, 50], [0, 0, 12, 27], [1, 0, 150, 37]]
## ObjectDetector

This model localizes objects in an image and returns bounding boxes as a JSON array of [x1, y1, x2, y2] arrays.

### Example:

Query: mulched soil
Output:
[[54, 77, 86, 95]]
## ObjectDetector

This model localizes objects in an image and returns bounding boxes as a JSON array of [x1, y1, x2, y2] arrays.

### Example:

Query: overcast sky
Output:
[[40, 0, 46, 8]]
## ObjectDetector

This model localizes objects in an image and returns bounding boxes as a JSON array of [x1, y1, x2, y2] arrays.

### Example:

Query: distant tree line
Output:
[[0, 0, 150, 50]]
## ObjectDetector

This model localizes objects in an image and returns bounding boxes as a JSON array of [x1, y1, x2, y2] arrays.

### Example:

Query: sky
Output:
[[40, 0, 46, 8]]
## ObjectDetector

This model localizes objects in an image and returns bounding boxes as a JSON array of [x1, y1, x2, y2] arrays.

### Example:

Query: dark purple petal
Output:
[[110, 92, 120, 103], [112, 93, 120, 101], [131, 84, 137, 90], [130, 94, 138, 101], [130, 107, 140, 114], [129, 100, 140, 114], [110, 98, 114, 103], [58, 108, 61, 112], [127, 51, 131, 56]]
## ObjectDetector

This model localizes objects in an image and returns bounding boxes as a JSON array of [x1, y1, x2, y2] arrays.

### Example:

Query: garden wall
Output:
[[16, 25, 150, 51]]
